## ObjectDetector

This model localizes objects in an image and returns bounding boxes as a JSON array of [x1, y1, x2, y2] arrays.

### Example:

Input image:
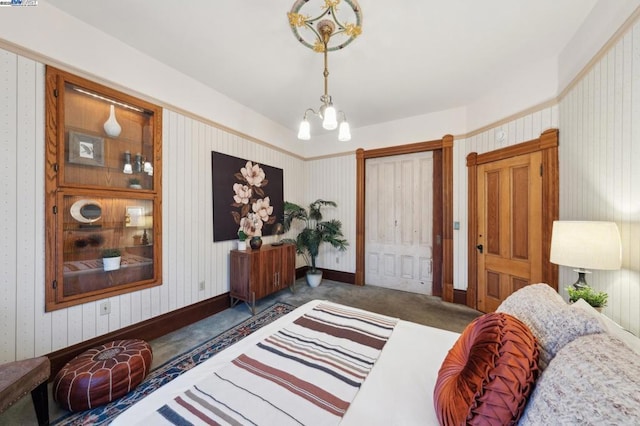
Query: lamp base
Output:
[[572, 268, 591, 289]]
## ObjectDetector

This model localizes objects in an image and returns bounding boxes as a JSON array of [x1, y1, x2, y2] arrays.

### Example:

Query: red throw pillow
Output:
[[433, 312, 539, 425]]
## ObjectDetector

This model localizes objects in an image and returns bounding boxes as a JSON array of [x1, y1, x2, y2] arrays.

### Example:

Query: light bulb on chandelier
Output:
[[288, 0, 362, 142]]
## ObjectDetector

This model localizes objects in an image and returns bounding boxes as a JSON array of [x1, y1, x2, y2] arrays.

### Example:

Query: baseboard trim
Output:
[[47, 293, 230, 379], [453, 289, 467, 305], [295, 267, 356, 284]]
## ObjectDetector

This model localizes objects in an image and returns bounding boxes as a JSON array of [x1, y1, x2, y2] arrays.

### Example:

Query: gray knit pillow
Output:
[[519, 333, 640, 425], [496, 283, 604, 369]]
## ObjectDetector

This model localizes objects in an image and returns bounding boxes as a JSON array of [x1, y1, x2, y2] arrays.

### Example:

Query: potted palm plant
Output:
[[283, 199, 348, 287], [102, 248, 122, 271]]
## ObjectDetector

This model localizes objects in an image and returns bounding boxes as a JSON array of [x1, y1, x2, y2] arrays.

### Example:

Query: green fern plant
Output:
[[567, 285, 608, 308]]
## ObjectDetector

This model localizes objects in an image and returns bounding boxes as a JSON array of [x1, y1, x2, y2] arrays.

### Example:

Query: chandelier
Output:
[[287, 0, 363, 142]]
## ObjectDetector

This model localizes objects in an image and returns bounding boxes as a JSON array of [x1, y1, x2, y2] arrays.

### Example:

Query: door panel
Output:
[[477, 151, 542, 312], [365, 152, 433, 294]]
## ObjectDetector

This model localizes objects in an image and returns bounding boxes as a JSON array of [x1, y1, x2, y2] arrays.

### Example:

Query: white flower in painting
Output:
[[252, 197, 274, 223], [240, 213, 263, 237], [233, 183, 252, 204], [241, 161, 266, 187]]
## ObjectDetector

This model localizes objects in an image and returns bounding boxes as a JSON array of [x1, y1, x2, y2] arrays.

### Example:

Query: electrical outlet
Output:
[[199, 281, 205, 291], [336, 257, 339, 264], [99, 301, 110, 315]]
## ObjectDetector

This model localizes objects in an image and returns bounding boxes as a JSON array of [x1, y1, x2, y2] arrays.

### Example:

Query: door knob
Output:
[[476, 244, 484, 253]]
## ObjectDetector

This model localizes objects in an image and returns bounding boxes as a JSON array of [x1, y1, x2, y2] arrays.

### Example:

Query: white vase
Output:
[[103, 256, 121, 271], [306, 270, 323, 287], [103, 104, 122, 137], [238, 240, 247, 250]]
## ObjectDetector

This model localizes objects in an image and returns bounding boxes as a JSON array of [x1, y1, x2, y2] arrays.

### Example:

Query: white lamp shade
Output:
[[338, 121, 351, 141], [297, 119, 311, 140], [322, 105, 337, 130], [550, 221, 622, 270]]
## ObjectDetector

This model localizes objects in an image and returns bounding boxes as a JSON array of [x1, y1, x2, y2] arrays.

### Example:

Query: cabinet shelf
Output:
[[45, 66, 163, 311]]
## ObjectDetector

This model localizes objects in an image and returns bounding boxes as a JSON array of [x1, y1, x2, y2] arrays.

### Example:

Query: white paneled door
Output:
[[365, 152, 433, 294]]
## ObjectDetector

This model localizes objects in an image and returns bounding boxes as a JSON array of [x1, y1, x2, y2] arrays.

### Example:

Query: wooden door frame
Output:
[[466, 129, 559, 309], [355, 135, 455, 302]]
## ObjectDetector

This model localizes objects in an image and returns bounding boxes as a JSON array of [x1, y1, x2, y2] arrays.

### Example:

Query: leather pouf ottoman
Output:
[[53, 339, 152, 412]]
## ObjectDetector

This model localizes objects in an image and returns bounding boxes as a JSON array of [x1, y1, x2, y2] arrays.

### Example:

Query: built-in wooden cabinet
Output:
[[230, 244, 296, 314], [45, 67, 162, 311]]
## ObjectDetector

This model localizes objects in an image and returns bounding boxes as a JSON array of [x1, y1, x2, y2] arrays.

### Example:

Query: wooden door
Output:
[[365, 152, 434, 294], [477, 151, 543, 312]]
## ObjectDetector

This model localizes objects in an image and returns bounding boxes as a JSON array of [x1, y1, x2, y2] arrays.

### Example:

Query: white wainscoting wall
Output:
[[452, 14, 640, 336], [0, 48, 305, 363], [304, 154, 357, 273], [558, 19, 640, 336]]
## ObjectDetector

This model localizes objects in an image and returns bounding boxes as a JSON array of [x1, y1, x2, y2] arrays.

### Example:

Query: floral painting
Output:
[[211, 152, 283, 242]]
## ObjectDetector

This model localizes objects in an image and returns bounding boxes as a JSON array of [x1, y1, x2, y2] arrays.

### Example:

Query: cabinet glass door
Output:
[[57, 192, 156, 300], [61, 81, 156, 191]]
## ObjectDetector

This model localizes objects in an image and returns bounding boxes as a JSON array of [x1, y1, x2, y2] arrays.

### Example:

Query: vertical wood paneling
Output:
[[1, 49, 18, 361], [15, 56, 37, 359], [558, 21, 640, 335], [305, 155, 356, 272]]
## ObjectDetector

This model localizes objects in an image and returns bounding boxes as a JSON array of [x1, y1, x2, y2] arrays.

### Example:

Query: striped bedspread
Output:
[[153, 303, 398, 425]]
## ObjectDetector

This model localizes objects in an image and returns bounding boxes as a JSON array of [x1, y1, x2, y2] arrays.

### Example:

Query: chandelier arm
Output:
[[303, 108, 318, 119]]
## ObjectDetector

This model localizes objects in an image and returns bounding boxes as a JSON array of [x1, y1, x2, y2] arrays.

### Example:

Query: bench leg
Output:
[[30, 381, 49, 426]]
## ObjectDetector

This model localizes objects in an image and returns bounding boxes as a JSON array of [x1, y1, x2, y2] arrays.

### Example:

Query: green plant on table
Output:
[[567, 285, 608, 308]]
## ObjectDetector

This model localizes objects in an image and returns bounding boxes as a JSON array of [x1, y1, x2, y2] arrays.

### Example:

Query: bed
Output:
[[111, 300, 460, 425], [112, 285, 640, 425]]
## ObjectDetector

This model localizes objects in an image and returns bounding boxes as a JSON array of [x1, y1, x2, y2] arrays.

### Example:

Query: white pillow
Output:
[[571, 298, 640, 355]]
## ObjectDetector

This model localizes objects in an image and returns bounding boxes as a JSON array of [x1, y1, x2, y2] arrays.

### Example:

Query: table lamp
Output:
[[550, 221, 622, 288]]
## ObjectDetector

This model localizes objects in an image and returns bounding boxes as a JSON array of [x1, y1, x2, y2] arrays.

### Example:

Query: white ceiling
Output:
[[47, 0, 599, 133]]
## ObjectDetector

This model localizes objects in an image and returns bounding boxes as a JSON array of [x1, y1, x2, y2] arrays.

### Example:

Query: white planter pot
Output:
[[306, 270, 323, 287], [103, 256, 121, 271], [238, 240, 247, 250]]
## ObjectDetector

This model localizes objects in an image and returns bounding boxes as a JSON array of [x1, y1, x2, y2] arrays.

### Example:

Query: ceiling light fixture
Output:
[[288, 0, 362, 142]]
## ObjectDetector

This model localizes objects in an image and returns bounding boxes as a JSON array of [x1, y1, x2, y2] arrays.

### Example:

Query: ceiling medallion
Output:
[[288, 0, 363, 52]]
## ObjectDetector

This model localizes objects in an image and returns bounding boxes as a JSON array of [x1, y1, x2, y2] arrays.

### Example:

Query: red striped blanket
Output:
[[153, 303, 398, 425]]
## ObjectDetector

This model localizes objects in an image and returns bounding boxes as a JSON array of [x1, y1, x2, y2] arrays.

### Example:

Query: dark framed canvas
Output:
[[211, 152, 284, 242]]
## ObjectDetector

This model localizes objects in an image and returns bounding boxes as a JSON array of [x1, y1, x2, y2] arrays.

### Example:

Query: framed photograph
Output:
[[125, 206, 145, 227], [68, 131, 105, 167]]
